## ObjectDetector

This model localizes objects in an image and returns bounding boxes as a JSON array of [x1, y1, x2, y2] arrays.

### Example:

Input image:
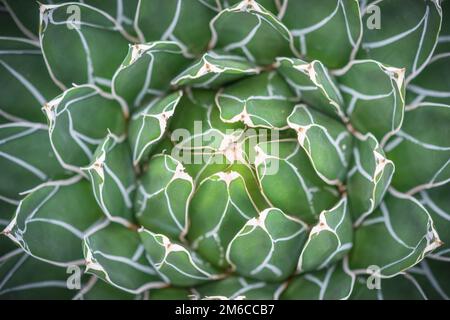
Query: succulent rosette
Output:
[[0, 0, 449, 300]]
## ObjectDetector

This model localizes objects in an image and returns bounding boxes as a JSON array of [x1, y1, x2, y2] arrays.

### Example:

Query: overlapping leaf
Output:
[[226, 208, 308, 282], [43, 84, 127, 173], [385, 102, 450, 193], [279, 0, 362, 69]]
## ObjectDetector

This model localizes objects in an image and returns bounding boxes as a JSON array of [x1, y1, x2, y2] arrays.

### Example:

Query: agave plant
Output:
[[0, 0, 449, 300]]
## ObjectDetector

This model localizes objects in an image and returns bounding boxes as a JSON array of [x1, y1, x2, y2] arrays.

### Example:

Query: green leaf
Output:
[[336, 60, 406, 144], [280, 0, 362, 69], [194, 276, 283, 300], [347, 134, 394, 225], [298, 197, 353, 272], [281, 259, 355, 300], [287, 104, 352, 185], [134, 0, 219, 55], [171, 51, 260, 89], [82, 133, 135, 227], [434, 0, 450, 54], [81, 0, 139, 37], [255, 139, 339, 223], [0, 243, 80, 299], [407, 52, 450, 105], [43, 84, 127, 173], [349, 189, 442, 277], [417, 183, 450, 262], [210, 0, 298, 64], [276, 57, 345, 120], [408, 259, 450, 300], [187, 171, 260, 269], [350, 273, 427, 300], [216, 72, 299, 130], [83, 221, 165, 293], [359, 0, 442, 81], [75, 276, 146, 300], [226, 208, 308, 282], [0, 4, 34, 38], [385, 102, 450, 193], [128, 91, 183, 164], [3, 176, 104, 266], [135, 154, 194, 240], [39, 2, 134, 89], [0, 122, 70, 221], [112, 41, 192, 110], [139, 228, 224, 287], [0, 37, 60, 123], [2, 0, 42, 40]]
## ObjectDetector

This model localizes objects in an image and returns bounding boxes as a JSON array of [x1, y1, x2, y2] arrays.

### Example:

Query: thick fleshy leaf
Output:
[[417, 183, 450, 262], [359, 0, 442, 81], [276, 57, 345, 120], [282, 259, 355, 300], [434, 0, 450, 54], [221, 0, 280, 15], [2, 0, 42, 40], [407, 52, 450, 105], [298, 197, 352, 272], [0, 6, 28, 38], [0, 244, 81, 299], [39, 2, 134, 89], [82, 133, 135, 227], [408, 259, 450, 300], [3, 176, 104, 266], [349, 189, 442, 278], [129, 91, 182, 165], [171, 51, 260, 89], [226, 208, 308, 282], [210, 0, 298, 64], [81, 0, 139, 37], [255, 139, 339, 223], [112, 41, 192, 110], [134, 0, 219, 55], [0, 122, 70, 220], [287, 104, 352, 185], [139, 228, 224, 287], [75, 276, 145, 300], [350, 273, 427, 300], [384, 102, 450, 193], [193, 276, 283, 300], [279, 0, 362, 69], [187, 171, 260, 269], [83, 221, 165, 293], [135, 154, 194, 240], [0, 37, 60, 123], [43, 85, 127, 173], [347, 134, 394, 225], [216, 72, 298, 129], [337, 60, 405, 144]]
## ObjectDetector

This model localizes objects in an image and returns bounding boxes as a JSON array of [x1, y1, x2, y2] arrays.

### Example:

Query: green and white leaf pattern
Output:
[[349, 189, 441, 278], [287, 104, 352, 185], [359, 0, 442, 82], [298, 197, 353, 272], [82, 133, 135, 227], [83, 221, 165, 294], [129, 91, 182, 164], [385, 102, 450, 193], [210, 0, 298, 64], [135, 154, 194, 240], [3, 176, 104, 266], [279, 0, 362, 69], [0, 37, 60, 123], [112, 41, 192, 110], [43, 84, 127, 173], [39, 2, 135, 90], [0, 0, 448, 300], [226, 208, 308, 282], [336, 59, 406, 144]]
